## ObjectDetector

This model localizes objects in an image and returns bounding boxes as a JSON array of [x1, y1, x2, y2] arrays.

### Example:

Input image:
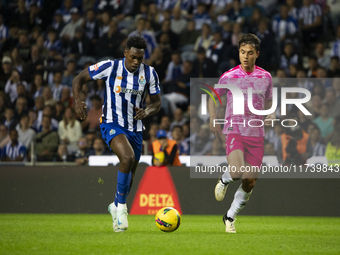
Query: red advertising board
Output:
[[130, 166, 182, 215]]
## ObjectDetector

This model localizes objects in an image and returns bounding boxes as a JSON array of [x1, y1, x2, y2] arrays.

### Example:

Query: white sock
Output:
[[117, 203, 127, 210], [222, 170, 234, 184], [227, 184, 252, 220], [111, 203, 117, 211]]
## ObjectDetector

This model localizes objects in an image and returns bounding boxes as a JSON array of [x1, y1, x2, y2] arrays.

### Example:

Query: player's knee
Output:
[[120, 153, 135, 171], [242, 178, 256, 193]]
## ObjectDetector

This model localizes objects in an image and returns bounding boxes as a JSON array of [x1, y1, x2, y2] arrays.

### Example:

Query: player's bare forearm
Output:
[[72, 69, 92, 102], [72, 69, 92, 120], [264, 99, 276, 126], [208, 96, 217, 119], [134, 94, 161, 120]]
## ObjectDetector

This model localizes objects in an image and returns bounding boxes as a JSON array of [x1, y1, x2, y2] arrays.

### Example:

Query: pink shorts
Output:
[[225, 134, 264, 168]]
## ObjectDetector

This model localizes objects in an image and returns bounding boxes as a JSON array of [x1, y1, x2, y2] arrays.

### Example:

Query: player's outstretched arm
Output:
[[208, 95, 224, 141], [134, 94, 161, 120], [72, 69, 93, 121]]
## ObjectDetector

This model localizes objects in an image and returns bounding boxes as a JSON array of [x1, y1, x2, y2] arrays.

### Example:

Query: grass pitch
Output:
[[0, 214, 339, 255]]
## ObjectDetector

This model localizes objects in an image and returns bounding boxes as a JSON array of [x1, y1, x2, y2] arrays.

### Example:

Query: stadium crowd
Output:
[[0, 0, 340, 165]]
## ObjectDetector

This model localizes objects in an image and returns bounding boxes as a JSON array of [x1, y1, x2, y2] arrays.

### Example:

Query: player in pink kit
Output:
[[209, 34, 276, 233]]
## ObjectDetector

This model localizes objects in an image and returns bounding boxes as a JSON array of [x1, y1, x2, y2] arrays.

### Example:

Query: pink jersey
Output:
[[216, 65, 273, 137]]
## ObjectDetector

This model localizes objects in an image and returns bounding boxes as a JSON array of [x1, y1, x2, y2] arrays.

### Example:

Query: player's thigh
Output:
[[109, 134, 135, 165], [227, 149, 245, 179]]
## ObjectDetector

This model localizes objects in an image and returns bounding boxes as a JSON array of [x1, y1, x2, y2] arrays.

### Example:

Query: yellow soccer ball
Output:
[[153, 151, 165, 165], [155, 207, 181, 232]]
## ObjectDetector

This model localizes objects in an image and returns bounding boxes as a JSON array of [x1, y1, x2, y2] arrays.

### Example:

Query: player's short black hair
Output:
[[126, 36, 147, 51], [331, 56, 340, 61], [238, 33, 260, 52]]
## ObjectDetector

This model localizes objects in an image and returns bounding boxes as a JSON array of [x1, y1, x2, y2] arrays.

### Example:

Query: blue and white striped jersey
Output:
[[88, 58, 161, 132], [299, 4, 321, 26], [2, 142, 26, 161]]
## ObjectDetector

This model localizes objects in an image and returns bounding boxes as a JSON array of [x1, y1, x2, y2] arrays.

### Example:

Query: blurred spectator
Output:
[[193, 46, 217, 78], [17, 31, 31, 62], [306, 126, 326, 156], [242, 0, 265, 26], [206, 31, 228, 66], [85, 137, 110, 158], [60, 87, 74, 108], [313, 103, 334, 139], [55, 101, 65, 122], [194, 23, 213, 51], [179, 20, 200, 50], [0, 56, 13, 91], [51, 71, 64, 101], [129, 17, 158, 60], [280, 41, 300, 75], [24, 44, 43, 82], [277, 117, 310, 165], [193, 3, 212, 30], [28, 109, 38, 131], [315, 42, 331, 69], [44, 28, 61, 53], [82, 95, 101, 132], [171, 6, 187, 35], [297, 110, 312, 131], [325, 130, 340, 164], [11, 47, 24, 74], [60, 0, 73, 24], [96, 20, 125, 59], [35, 105, 59, 132], [1, 129, 26, 161], [170, 108, 187, 131], [310, 94, 322, 118], [156, 19, 178, 50], [14, 96, 28, 120], [324, 88, 340, 118], [145, 123, 159, 155], [42, 87, 56, 106], [30, 72, 44, 99], [0, 14, 9, 52], [256, 19, 274, 71], [152, 129, 181, 166], [70, 26, 93, 59], [159, 116, 171, 137], [191, 123, 213, 156], [164, 51, 182, 85], [163, 61, 192, 115], [172, 125, 189, 155], [286, 0, 299, 21], [306, 55, 319, 77], [56, 144, 75, 162], [60, 7, 84, 42], [330, 25, 340, 59], [13, 83, 34, 109], [74, 137, 89, 165], [16, 114, 35, 150], [85, 131, 96, 150], [58, 107, 82, 153], [328, 57, 340, 77], [83, 9, 99, 42], [296, 68, 314, 94], [148, 47, 168, 83], [0, 124, 9, 149], [248, 9, 264, 34], [62, 60, 77, 88], [299, 0, 322, 52], [5, 69, 27, 103], [2, 108, 17, 131], [272, 4, 298, 43], [98, 11, 110, 38], [34, 115, 59, 161]]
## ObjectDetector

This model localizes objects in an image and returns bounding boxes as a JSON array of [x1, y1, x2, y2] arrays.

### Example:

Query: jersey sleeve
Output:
[[148, 68, 161, 95], [88, 60, 113, 80], [265, 74, 273, 100]]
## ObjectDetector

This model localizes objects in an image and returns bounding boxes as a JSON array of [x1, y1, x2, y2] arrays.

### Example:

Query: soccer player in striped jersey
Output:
[[72, 36, 161, 232], [209, 34, 276, 233]]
